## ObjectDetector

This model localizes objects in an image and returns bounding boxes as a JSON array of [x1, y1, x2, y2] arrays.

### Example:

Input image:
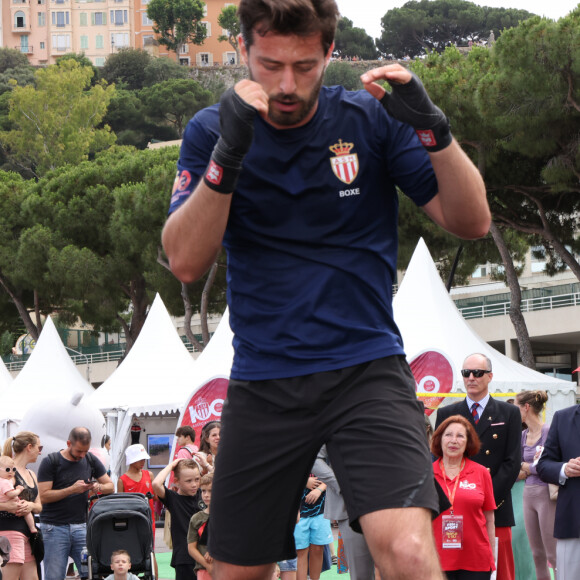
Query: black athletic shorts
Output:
[[208, 355, 439, 566]]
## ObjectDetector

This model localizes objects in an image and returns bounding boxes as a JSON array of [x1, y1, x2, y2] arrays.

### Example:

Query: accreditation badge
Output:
[[441, 514, 463, 549]]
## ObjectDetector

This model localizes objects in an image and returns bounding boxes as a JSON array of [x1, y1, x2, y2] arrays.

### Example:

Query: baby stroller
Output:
[[86, 493, 155, 579]]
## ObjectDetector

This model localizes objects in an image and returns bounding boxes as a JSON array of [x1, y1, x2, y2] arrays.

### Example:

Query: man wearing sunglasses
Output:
[[435, 353, 521, 580]]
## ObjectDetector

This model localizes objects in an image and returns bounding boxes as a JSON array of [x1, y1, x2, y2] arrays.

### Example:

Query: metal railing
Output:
[[3, 339, 202, 373], [459, 291, 580, 319]]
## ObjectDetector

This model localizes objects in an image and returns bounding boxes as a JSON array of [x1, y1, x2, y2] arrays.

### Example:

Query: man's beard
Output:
[[248, 67, 325, 127]]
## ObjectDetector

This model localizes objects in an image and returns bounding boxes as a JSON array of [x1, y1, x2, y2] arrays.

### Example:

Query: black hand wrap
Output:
[[380, 73, 452, 152], [203, 88, 257, 194]]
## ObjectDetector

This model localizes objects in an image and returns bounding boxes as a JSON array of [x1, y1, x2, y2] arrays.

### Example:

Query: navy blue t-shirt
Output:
[[170, 86, 438, 380]]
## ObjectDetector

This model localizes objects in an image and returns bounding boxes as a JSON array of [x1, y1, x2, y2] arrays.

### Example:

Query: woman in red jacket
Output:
[[431, 415, 496, 580]]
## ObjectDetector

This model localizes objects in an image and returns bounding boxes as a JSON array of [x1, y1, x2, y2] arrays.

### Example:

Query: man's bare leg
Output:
[[360, 507, 444, 580], [213, 561, 276, 580]]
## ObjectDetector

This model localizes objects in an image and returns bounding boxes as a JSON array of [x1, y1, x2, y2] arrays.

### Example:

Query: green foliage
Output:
[[147, 0, 207, 57], [377, 0, 534, 58], [476, 9, 580, 275], [334, 17, 378, 60], [11, 146, 185, 338], [102, 89, 180, 148], [57, 52, 99, 83], [0, 330, 15, 357], [323, 62, 363, 90], [0, 60, 116, 177], [0, 171, 39, 324], [143, 57, 189, 87], [101, 48, 152, 91], [217, 5, 240, 63], [0, 67, 36, 96], [140, 79, 212, 137], [0, 48, 29, 74]]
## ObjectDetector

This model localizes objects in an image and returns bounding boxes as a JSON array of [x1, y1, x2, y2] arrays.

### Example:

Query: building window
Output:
[[198, 52, 211, 66], [224, 51, 236, 65], [95, 34, 104, 49], [180, 44, 189, 54], [201, 21, 211, 37], [141, 12, 153, 26], [110, 9, 128, 26], [38, 0, 46, 4], [80, 12, 87, 26], [142, 34, 156, 47], [15, 11, 26, 28], [52, 11, 70, 27], [92, 12, 106, 25], [40, 41, 45, 49], [38, 12, 46, 26], [80, 35, 89, 50], [20, 37, 29, 53], [179, 57, 190, 66], [95, 57, 105, 66], [111, 33, 129, 48], [52, 33, 71, 51]]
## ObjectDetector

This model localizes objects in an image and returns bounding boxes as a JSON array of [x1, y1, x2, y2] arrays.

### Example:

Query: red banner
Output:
[[172, 377, 229, 459], [410, 350, 454, 416]]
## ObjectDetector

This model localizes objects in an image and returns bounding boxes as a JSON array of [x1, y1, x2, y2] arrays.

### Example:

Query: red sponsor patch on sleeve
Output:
[[205, 160, 223, 185], [416, 129, 437, 147]]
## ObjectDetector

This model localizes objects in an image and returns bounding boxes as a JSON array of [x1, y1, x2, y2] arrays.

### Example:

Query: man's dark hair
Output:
[[176, 425, 195, 442], [68, 427, 91, 445], [238, 0, 339, 56]]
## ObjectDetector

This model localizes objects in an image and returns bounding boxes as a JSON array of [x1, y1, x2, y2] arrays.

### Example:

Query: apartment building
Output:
[[136, 0, 239, 66], [450, 246, 580, 380], [2, 0, 239, 67]]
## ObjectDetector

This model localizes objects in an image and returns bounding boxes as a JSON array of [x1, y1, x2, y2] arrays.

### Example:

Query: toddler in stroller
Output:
[[86, 493, 155, 579]]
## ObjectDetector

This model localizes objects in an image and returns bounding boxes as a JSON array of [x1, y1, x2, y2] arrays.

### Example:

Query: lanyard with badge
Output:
[[439, 458, 465, 549]]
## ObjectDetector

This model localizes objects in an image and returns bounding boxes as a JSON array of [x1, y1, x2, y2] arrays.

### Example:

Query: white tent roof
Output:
[[181, 306, 234, 389], [100, 298, 234, 480], [0, 316, 94, 424], [89, 293, 200, 416], [0, 357, 12, 391], [393, 239, 575, 415]]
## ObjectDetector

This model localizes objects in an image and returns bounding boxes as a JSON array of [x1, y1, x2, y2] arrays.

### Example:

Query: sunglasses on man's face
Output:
[[3, 467, 17, 473], [461, 369, 491, 378]]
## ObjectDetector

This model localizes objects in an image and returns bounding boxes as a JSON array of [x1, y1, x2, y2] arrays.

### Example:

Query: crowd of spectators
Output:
[[0, 386, 576, 580]]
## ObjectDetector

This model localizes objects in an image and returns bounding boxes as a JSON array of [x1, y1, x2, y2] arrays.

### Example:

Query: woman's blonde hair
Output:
[[2, 431, 39, 457]]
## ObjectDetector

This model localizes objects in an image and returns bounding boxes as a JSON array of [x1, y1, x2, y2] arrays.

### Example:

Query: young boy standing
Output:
[[105, 550, 140, 580], [187, 473, 213, 579]]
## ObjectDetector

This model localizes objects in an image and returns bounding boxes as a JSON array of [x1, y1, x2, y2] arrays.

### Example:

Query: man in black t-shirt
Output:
[[38, 427, 114, 580]]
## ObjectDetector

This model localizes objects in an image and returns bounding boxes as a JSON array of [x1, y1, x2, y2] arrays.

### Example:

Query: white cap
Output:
[[125, 444, 150, 465]]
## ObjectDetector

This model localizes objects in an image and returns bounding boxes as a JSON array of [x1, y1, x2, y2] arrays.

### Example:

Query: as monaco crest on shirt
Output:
[[329, 139, 359, 185]]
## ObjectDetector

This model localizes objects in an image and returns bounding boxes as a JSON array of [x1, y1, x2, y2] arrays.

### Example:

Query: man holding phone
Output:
[[38, 427, 114, 580]]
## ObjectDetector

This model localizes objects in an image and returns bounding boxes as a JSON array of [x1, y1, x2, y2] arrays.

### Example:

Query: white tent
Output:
[[89, 294, 234, 478], [90, 293, 198, 415], [393, 239, 576, 420], [0, 316, 95, 438], [0, 356, 12, 391]]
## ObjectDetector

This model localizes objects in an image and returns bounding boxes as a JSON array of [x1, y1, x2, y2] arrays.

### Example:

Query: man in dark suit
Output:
[[537, 404, 580, 580], [435, 353, 521, 580]]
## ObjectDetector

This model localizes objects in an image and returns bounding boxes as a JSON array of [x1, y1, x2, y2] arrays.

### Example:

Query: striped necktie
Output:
[[471, 402, 480, 424]]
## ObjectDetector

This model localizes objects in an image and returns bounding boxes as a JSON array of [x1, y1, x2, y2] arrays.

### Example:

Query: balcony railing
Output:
[[458, 291, 580, 319], [14, 45, 33, 53]]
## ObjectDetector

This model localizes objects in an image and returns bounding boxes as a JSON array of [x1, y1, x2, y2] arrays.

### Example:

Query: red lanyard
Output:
[[439, 458, 465, 515]]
